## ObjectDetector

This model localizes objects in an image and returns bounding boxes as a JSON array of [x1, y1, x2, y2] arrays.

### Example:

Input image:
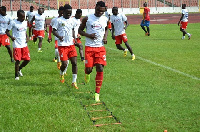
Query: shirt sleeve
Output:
[[122, 14, 127, 22], [7, 20, 14, 31], [52, 18, 59, 30], [110, 16, 113, 23]]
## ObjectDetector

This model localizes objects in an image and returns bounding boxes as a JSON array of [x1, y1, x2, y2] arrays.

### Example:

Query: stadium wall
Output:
[[6, 7, 199, 19]]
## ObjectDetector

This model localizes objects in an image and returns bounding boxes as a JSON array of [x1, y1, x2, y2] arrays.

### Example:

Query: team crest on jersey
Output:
[[114, 19, 120, 23], [62, 23, 65, 26], [17, 27, 26, 31], [91, 23, 102, 30]]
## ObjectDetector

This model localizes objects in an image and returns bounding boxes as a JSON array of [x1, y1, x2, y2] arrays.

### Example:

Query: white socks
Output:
[[72, 74, 77, 83]]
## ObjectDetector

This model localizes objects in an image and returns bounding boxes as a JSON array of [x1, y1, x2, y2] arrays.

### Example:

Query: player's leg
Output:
[[84, 47, 94, 83], [75, 43, 84, 61], [95, 64, 104, 102], [15, 60, 20, 80], [70, 56, 78, 89], [38, 37, 43, 52], [147, 26, 150, 36], [140, 20, 147, 35], [5, 45, 14, 62]]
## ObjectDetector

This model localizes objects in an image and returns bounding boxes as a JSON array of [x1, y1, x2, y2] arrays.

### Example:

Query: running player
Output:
[[0, 6, 14, 62], [105, 6, 112, 32], [6, 10, 30, 80], [31, 7, 47, 52], [72, 9, 84, 62], [52, 4, 78, 89], [26, 6, 35, 40], [48, 6, 64, 69], [178, 4, 191, 40], [140, 2, 150, 36], [110, 7, 135, 60], [78, 1, 108, 102]]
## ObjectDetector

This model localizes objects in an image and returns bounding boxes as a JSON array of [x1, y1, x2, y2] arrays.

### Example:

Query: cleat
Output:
[[85, 74, 90, 83], [182, 36, 185, 40], [18, 70, 23, 77], [38, 49, 42, 53], [188, 34, 192, 40], [124, 49, 128, 57], [15, 77, 19, 80], [132, 54, 135, 60], [145, 32, 149, 36], [57, 62, 61, 69], [71, 82, 79, 89], [60, 75, 64, 83], [95, 93, 100, 102]]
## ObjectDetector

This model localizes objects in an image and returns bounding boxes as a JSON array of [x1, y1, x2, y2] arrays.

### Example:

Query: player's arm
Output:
[[124, 20, 129, 30], [48, 25, 52, 43], [26, 33, 29, 43], [72, 28, 77, 44], [111, 23, 115, 40], [78, 16, 96, 39], [178, 13, 184, 26], [103, 21, 109, 44], [44, 18, 48, 33], [30, 16, 35, 27], [6, 29, 15, 41], [52, 28, 63, 42]]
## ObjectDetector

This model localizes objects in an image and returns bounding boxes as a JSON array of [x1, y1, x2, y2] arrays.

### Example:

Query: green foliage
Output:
[[0, 23, 200, 131]]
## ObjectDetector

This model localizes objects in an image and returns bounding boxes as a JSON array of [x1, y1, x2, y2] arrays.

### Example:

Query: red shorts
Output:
[[108, 21, 112, 29], [27, 21, 35, 28], [58, 45, 77, 61], [0, 34, 10, 47], [55, 40, 58, 48], [73, 38, 81, 44], [180, 21, 188, 29], [13, 46, 30, 61], [85, 46, 106, 67], [33, 30, 45, 38], [115, 33, 128, 44]]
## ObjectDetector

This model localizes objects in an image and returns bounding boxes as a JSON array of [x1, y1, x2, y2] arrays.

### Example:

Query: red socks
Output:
[[95, 72, 103, 93]]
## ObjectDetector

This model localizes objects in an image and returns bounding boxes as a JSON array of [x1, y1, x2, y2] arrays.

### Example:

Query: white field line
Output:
[[107, 47, 200, 81]]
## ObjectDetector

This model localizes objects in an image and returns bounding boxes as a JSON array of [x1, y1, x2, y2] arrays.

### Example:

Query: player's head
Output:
[[0, 6, 6, 16], [112, 7, 118, 16], [143, 2, 147, 7], [75, 9, 82, 19], [182, 4, 186, 9], [95, 1, 106, 17], [63, 4, 72, 19], [30, 6, 34, 12], [58, 6, 64, 17], [17, 10, 25, 22], [38, 7, 43, 15]]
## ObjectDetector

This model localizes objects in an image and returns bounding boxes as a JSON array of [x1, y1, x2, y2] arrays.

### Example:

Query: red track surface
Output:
[[46, 13, 200, 25]]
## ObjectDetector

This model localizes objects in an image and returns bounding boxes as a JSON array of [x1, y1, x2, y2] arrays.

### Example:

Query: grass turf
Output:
[[0, 23, 199, 131]]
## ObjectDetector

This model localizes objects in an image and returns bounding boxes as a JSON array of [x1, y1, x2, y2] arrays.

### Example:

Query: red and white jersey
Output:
[[34, 13, 45, 30], [50, 17, 59, 40], [7, 19, 27, 48], [72, 17, 81, 39], [181, 9, 188, 22], [110, 13, 127, 36], [85, 14, 108, 47], [26, 11, 36, 22], [52, 16, 76, 46], [0, 14, 12, 34]]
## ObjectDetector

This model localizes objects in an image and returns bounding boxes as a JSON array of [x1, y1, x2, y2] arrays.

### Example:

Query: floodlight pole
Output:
[[0, 0, 2, 6], [78, 0, 80, 9], [20, 0, 22, 10]]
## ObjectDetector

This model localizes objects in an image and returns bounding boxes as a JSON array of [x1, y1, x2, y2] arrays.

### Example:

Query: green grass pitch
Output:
[[0, 23, 200, 131]]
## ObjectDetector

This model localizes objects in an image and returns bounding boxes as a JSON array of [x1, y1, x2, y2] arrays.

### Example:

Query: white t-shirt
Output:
[[181, 9, 188, 22], [50, 17, 59, 40], [110, 13, 127, 36], [34, 13, 45, 30], [26, 11, 35, 22], [85, 14, 108, 47], [0, 14, 12, 34], [7, 19, 27, 48], [52, 16, 76, 46], [105, 11, 109, 19], [72, 17, 81, 38]]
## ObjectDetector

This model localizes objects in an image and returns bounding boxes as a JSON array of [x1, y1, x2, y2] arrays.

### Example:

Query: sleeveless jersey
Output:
[[34, 13, 45, 30], [0, 14, 12, 34], [85, 14, 108, 47], [52, 16, 76, 46], [7, 19, 27, 48], [110, 13, 127, 36]]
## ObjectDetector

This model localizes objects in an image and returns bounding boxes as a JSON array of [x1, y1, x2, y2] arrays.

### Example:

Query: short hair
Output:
[[76, 9, 82, 14], [17, 10, 25, 16], [96, 1, 106, 7], [143, 2, 147, 7], [112, 7, 118, 10], [30, 6, 34, 8], [59, 6, 64, 11], [182, 4, 186, 8], [64, 4, 72, 10], [1, 6, 6, 11]]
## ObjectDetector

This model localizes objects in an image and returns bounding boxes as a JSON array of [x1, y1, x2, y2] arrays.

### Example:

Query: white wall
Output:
[[7, 7, 199, 19]]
